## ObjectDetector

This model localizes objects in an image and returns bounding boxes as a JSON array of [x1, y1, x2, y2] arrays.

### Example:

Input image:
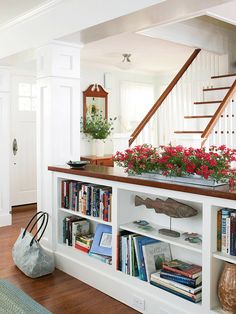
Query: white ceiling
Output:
[[80, 32, 193, 74], [0, 0, 55, 26]]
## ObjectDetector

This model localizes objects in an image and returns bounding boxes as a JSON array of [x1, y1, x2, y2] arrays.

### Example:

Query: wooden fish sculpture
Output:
[[135, 196, 198, 218]]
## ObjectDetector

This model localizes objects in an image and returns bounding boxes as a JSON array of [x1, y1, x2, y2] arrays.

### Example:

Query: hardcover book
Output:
[[133, 236, 159, 281], [160, 270, 202, 288], [163, 259, 202, 279], [150, 281, 202, 303], [151, 271, 202, 295], [90, 224, 112, 257], [143, 242, 172, 282]]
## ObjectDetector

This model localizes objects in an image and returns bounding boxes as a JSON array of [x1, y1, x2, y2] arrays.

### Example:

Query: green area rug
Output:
[[0, 279, 51, 314]]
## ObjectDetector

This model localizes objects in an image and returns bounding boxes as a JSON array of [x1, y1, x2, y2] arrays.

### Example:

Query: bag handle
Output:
[[30, 213, 49, 246], [22, 211, 49, 246]]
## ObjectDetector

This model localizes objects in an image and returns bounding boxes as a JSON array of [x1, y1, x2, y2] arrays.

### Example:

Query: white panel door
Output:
[[11, 76, 37, 206]]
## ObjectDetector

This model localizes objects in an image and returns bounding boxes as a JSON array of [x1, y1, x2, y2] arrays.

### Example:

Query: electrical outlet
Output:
[[133, 295, 145, 311]]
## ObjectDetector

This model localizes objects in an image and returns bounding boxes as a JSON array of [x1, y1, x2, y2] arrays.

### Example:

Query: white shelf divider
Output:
[[59, 207, 112, 226], [213, 251, 236, 264], [120, 222, 202, 253]]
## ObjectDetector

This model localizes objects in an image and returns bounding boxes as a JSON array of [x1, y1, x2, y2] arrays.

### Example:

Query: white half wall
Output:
[[0, 67, 11, 226]]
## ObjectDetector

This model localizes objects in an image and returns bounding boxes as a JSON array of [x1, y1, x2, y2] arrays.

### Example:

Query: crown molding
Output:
[[0, 0, 64, 31]]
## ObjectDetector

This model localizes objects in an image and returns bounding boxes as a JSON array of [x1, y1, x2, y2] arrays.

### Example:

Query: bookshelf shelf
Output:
[[120, 222, 202, 253], [212, 251, 236, 264], [48, 166, 236, 314], [59, 207, 112, 226]]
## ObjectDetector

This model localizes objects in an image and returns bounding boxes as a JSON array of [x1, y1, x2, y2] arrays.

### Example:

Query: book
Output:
[[89, 224, 112, 257], [133, 236, 159, 281], [151, 271, 202, 295], [230, 212, 236, 256], [75, 242, 90, 253], [217, 209, 222, 251], [143, 242, 172, 282], [150, 281, 202, 303], [72, 219, 90, 247], [222, 209, 231, 254], [88, 252, 112, 265], [160, 269, 202, 288], [163, 259, 202, 279]]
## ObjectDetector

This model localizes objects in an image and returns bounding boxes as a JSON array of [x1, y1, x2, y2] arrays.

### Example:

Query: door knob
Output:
[[13, 138, 18, 156]]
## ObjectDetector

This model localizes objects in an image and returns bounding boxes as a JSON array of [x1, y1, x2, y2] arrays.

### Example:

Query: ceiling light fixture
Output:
[[117, 53, 134, 70]]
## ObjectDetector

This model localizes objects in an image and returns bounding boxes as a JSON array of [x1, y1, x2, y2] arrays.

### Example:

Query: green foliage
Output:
[[81, 112, 116, 140]]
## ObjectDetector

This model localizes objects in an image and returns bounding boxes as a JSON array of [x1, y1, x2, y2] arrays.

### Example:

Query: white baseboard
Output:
[[0, 212, 11, 227]]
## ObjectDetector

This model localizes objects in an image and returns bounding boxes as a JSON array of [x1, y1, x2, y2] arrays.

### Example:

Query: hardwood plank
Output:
[[194, 101, 222, 104], [211, 73, 236, 79], [184, 115, 213, 119], [203, 87, 230, 91], [0, 207, 137, 314]]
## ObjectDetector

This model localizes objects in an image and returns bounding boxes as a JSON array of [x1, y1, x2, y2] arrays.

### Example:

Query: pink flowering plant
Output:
[[113, 144, 236, 187]]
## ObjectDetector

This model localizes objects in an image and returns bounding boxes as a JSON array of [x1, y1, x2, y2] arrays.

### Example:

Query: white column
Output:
[[0, 67, 11, 226], [36, 41, 81, 249]]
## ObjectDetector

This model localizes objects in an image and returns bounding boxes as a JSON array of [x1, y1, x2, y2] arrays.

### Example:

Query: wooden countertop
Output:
[[48, 165, 236, 201]]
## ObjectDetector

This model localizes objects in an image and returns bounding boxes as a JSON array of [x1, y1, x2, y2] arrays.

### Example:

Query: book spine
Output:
[[75, 243, 89, 253], [160, 272, 197, 288], [150, 281, 201, 303], [226, 217, 231, 255], [230, 212, 236, 256], [222, 209, 230, 254], [162, 265, 200, 279], [217, 209, 222, 251]]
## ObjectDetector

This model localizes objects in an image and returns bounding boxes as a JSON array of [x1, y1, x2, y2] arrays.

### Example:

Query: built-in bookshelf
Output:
[[49, 166, 236, 314]]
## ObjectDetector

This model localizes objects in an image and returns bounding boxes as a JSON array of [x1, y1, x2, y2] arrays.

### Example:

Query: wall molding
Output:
[[0, 0, 64, 31]]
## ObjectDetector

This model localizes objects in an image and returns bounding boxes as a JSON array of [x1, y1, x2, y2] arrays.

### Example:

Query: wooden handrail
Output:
[[129, 48, 201, 146], [201, 79, 236, 141]]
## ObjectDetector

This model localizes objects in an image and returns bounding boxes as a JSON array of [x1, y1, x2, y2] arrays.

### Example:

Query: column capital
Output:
[[36, 41, 81, 79]]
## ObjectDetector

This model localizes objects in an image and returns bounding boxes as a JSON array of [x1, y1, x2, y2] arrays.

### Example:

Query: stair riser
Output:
[[195, 103, 220, 115], [210, 76, 235, 87], [184, 118, 211, 131], [203, 89, 228, 102], [173, 134, 202, 148]]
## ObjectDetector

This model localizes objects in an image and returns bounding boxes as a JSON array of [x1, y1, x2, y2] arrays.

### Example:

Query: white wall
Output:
[[80, 61, 159, 155]]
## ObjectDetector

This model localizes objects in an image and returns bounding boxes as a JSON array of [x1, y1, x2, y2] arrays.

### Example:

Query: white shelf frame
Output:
[[49, 170, 236, 314]]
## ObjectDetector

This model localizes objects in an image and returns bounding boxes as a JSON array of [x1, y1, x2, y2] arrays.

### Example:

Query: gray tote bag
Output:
[[12, 211, 55, 278]]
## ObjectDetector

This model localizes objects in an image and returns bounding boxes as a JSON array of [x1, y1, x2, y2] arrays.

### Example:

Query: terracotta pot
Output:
[[218, 262, 236, 313]]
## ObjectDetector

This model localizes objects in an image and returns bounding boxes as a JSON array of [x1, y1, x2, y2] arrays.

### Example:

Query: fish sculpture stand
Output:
[[135, 196, 198, 238]]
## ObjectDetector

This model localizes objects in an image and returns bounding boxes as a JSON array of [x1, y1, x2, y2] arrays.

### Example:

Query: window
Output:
[[18, 83, 37, 111], [120, 81, 154, 132]]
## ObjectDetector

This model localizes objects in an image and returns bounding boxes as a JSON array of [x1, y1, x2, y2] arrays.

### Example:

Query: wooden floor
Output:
[[0, 205, 137, 314]]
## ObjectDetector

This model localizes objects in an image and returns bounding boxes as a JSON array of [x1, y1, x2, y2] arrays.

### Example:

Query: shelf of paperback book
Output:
[[119, 222, 202, 253], [59, 207, 112, 226], [212, 251, 236, 264]]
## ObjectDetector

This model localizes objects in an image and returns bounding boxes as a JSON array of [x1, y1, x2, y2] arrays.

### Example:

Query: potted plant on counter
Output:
[[81, 112, 116, 156]]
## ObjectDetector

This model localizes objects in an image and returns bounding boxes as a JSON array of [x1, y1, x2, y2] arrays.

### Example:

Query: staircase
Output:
[[129, 49, 236, 149], [174, 73, 236, 147]]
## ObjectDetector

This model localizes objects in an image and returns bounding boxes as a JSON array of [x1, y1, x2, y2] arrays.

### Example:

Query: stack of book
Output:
[[119, 232, 171, 282], [75, 234, 94, 253], [150, 259, 202, 303], [217, 208, 236, 256], [61, 180, 112, 222], [63, 216, 90, 247]]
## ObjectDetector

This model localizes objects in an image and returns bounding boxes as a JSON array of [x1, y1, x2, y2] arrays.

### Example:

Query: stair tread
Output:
[[203, 87, 230, 91], [211, 73, 236, 79], [194, 100, 222, 104], [174, 131, 203, 134], [184, 115, 213, 119]]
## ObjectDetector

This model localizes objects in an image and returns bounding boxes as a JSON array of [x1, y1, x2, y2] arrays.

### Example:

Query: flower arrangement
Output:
[[113, 144, 236, 187], [81, 112, 116, 140]]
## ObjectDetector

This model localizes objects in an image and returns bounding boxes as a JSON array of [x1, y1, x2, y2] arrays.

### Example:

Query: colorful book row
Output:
[[217, 208, 236, 256], [61, 180, 112, 222]]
